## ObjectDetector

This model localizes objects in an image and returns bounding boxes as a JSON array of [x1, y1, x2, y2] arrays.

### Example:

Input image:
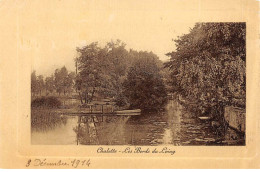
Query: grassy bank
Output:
[[31, 96, 67, 131], [31, 109, 67, 131]]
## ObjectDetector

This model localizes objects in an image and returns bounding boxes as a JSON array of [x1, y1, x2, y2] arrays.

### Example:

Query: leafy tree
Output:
[[75, 41, 168, 110], [32, 67, 75, 97], [45, 75, 55, 95], [54, 66, 73, 95], [75, 42, 111, 103], [37, 75, 45, 96], [54, 68, 63, 95], [65, 72, 76, 95], [31, 71, 37, 96], [165, 23, 246, 121], [123, 52, 167, 111], [105, 40, 129, 101]]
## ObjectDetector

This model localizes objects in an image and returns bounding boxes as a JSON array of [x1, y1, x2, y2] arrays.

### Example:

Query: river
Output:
[[31, 100, 244, 145]]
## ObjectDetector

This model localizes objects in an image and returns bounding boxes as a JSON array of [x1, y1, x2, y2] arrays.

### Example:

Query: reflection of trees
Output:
[[164, 100, 181, 145], [74, 116, 130, 145], [96, 116, 129, 145], [73, 101, 245, 146], [125, 112, 168, 145], [31, 109, 67, 132], [74, 111, 170, 146]]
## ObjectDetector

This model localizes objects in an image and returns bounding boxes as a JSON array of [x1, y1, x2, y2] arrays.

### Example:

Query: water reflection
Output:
[[31, 109, 68, 132], [31, 100, 244, 145], [31, 116, 77, 145]]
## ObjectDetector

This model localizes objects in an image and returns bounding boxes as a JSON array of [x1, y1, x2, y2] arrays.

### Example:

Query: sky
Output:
[[16, 0, 202, 76]]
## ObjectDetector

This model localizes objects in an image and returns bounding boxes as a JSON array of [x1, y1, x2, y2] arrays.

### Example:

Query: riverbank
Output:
[[175, 97, 245, 145], [31, 100, 245, 145]]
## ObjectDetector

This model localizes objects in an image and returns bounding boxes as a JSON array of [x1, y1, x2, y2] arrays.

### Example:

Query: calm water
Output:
[[31, 100, 243, 145]]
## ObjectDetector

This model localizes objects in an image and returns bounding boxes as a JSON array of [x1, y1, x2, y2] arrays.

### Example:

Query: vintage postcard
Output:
[[0, 0, 260, 169]]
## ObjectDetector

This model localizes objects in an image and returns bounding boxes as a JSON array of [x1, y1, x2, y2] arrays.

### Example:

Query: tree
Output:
[[37, 75, 45, 96], [75, 42, 111, 103], [75, 41, 168, 109], [45, 75, 55, 95], [65, 72, 76, 95], [165, 23, 246, 121], [123, 52, 167, 111], [54, 66, 71, 95], [105, 40, 129, 102], [31, 71, 37, 96]]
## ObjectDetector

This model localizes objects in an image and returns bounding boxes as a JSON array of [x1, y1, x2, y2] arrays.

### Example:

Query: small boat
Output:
[[198, 116, 212, 120], [115, 109, 141, 114], [115, 109, 141, 116]]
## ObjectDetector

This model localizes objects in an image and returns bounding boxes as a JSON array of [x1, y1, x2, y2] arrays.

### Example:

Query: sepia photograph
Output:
[[31, 22, 246, 146], [1, 0, 260, 169]]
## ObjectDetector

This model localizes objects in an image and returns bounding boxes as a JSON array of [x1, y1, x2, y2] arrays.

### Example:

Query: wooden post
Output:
[[77, 116, 82, 145], [131, 128, 134, 144]]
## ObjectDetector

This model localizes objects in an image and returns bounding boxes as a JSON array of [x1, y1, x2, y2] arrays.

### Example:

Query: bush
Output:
[[123, 55, 167, 111], [31, 96, 62, 108], [115, 93, 129, 108]]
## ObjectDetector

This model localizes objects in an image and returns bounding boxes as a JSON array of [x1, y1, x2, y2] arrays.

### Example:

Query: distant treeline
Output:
[[32, 40, 168, 111], [31, 67, 75, 96]]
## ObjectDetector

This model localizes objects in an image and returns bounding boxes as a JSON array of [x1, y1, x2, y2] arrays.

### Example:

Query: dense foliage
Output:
[[54, 67, 75, 95], [75, 41, 127, 103], [31, 67, 75, 96], [32, 40, 168, 111], [31, 96, 62, 108], [75, 40, 167, 110], [165, 23, 246, 120], [123, 53, 167, 110], [31, 71, 45, 96]]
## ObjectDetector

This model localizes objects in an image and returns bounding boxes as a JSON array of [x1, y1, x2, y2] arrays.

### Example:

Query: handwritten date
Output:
[[26, 158, 91, 168]]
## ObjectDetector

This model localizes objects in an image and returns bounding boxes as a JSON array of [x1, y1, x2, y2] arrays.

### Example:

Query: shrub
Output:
[[31, 96, 62, 108], [123, 55, 167, 111]]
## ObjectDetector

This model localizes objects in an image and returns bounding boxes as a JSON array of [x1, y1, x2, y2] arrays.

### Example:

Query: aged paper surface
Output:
[[0, 0, 260, 169]]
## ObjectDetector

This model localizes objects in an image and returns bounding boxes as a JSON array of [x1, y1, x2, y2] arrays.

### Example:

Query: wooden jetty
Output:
[[54, 107, 141, 116]]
